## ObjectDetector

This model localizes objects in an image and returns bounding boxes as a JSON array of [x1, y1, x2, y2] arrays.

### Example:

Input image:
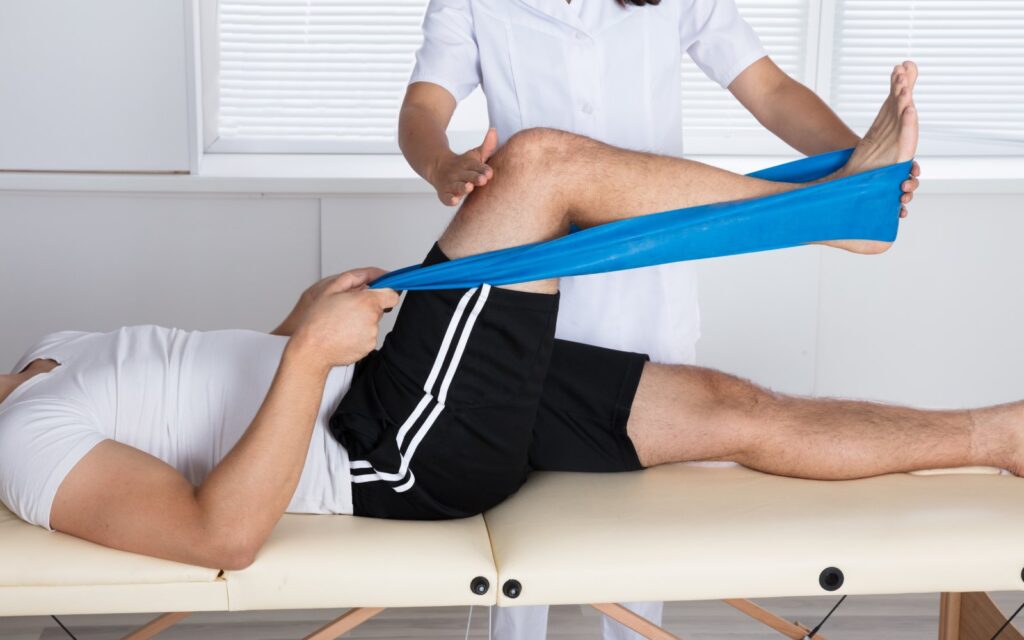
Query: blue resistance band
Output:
[[371, 148, 912, 291]]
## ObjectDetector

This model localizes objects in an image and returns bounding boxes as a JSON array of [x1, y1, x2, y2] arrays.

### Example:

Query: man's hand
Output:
[[288, 268, 399, 371], [428, 128, 498, 206], [272, 267, 389, 337]]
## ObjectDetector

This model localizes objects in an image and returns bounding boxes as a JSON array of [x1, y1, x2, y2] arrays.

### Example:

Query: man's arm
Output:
[[51, 271, 399, 570], [729, 57, 919, 214]]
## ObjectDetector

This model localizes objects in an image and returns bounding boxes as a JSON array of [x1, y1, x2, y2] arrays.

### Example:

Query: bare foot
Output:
[[826, 61, 919, 254]]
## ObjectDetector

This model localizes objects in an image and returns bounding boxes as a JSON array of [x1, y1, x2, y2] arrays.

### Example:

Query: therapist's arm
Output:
[[730, 57, 919, 215], [399, 81, 498, 206]]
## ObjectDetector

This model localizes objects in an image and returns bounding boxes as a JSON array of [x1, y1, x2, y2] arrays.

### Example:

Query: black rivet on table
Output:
[[503, 579, 522, 599], [470, 576, 490, 595], [819, 567, 844, 592]]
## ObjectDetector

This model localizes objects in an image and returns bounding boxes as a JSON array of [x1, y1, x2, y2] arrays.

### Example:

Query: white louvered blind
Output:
[[681, 0, 812, 154], [215, 0, 427, 152], [207, 0, 1024, 156], [830, 0, 1024, 153]]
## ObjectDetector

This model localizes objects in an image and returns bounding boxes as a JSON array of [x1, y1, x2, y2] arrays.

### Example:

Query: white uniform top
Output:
[[0, 327, 354, 530], [410, 0, 766, 363]]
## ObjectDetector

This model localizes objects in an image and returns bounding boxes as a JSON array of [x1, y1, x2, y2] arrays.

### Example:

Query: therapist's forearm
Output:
[[762, 80, 861, 155], [399, 101, 456, 185]]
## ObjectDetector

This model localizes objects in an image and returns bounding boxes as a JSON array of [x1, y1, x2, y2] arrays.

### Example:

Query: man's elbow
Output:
[[195, 521, 264, 571], [203, 534, 260, 571]]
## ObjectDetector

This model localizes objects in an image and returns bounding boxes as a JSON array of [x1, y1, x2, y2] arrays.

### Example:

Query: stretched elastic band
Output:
[[372, 149, 912, 291]]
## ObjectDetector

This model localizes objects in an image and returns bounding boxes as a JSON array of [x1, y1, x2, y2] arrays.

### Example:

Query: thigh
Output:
[[626, 363, 757, 467], [529, 339, 648, 473], [332, 248, 562, 518], [532, 343, 754, 471]]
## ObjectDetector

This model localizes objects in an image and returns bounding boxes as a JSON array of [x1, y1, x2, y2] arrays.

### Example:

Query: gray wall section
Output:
[[0, 194, 320, 367], [1, 191, 1021, 411]]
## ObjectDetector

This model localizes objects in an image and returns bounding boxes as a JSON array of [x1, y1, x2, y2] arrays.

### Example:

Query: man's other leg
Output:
[[626, 363, 1021, 477]]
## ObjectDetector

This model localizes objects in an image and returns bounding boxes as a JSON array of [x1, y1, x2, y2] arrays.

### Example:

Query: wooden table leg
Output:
[[121, 612, 192, 640], [591, 603, 680, 640], [303, 607, 386, 640]]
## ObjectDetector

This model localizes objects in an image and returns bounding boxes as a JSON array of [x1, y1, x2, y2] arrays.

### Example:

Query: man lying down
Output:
[[1, 63, 1012, 571]]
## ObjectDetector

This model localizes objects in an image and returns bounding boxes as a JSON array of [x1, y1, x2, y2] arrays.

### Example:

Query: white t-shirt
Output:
[[410, 0, 766, 363], [0, 326, 354, 530]]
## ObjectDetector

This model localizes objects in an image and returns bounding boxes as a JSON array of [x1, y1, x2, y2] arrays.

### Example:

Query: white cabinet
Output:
[[0, 1, 191, 172]]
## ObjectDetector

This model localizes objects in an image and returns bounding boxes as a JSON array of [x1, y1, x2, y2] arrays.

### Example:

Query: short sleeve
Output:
[[0, 400, 106, 530], [684, 0, 767, 89], [409, 0, 482, 102]]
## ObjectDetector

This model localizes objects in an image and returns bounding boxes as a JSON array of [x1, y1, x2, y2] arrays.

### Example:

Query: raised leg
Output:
[[439, 62, 918, 268], [626, 362, 1022, 479]]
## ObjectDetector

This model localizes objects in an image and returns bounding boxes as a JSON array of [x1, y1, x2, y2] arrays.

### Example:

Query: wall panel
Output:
[[816, 194, 1024, 408], [0, 193, 320, 368], [0, 1, 190, 171]]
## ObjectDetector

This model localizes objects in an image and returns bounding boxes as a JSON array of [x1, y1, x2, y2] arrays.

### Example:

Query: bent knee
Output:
[[492, 127, 583, 171]]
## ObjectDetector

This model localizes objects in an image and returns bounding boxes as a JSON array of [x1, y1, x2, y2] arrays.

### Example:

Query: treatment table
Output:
[[2, 464, 1022, 640]]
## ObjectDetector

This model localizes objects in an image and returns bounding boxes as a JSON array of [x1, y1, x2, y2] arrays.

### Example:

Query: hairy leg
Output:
[[440, 62, 918, 266], [627, 363, 1022, 479]]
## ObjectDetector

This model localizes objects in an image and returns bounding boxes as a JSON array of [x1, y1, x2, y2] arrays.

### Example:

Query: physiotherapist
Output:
[[397, 1, 921, 638]]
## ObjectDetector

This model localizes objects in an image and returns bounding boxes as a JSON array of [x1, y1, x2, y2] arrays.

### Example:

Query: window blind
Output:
[[681, 0, 811, 148], [216, 0, 426, 152], [209, 0, 1022, 155], [830, 0, 1024, 150]]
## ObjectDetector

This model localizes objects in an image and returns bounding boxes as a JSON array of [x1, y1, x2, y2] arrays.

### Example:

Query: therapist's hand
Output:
[[428, 128, 498, 206], [898, 161, 921, 218]]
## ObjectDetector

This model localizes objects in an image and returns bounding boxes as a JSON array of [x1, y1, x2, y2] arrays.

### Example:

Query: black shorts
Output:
[[330, 245, 648, 520]]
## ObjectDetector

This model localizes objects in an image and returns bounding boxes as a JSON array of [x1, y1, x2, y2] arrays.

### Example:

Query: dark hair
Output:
[[615, 0, 661, 5]]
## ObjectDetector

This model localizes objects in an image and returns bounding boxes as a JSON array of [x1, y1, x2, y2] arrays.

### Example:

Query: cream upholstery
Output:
[[3, 466, 1023, 619], [224, 514, 497, 610], [484, 465, 1024, 606], [0, 504, 226, 615]]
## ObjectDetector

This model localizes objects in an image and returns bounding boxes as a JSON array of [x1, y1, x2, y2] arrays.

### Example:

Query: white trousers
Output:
[[491, 602, 665, 640]]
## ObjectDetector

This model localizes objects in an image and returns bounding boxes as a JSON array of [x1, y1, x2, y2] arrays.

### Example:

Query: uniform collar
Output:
[[518, 0, 637, 36]]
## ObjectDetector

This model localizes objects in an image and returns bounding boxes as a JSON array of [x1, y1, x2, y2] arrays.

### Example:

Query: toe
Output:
[[903, 60, 919, 86], [897, 106, 919, 163]]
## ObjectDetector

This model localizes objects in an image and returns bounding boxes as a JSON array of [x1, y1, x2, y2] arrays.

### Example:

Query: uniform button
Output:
[[581, 103, 594, 115]]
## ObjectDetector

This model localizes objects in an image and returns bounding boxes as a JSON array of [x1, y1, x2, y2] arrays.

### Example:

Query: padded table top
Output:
[[484, 464, 1024, 606], [0, 503, 225, 616], [0, 505, 496, 615], [225, 513, 497, 610]]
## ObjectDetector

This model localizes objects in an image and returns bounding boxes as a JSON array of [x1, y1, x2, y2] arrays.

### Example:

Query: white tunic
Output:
[[410, 0, 766, 363], [0, 327, 354, 530]]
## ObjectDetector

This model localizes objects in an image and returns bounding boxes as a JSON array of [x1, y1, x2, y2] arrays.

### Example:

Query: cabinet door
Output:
[[0, 1, 191, 172]]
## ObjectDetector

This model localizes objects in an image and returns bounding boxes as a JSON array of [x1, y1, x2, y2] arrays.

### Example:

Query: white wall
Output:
[[696, 193, 1024, 408], [2, 190, 1021, 412]]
